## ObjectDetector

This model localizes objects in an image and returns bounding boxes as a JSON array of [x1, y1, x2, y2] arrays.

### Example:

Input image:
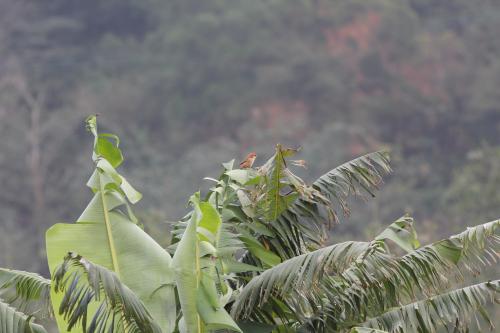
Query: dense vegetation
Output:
[[0, 117, 498, 332], [1, 1, 500, 278]]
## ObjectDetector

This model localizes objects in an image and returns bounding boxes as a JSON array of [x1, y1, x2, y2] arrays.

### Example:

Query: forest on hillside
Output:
[[1, 0, 499, 281]]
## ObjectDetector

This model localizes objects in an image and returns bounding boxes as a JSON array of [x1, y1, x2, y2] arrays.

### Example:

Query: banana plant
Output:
[[0, 116, 499, 333], [45, 116, 176, 332], [0, 116, 245, 333]]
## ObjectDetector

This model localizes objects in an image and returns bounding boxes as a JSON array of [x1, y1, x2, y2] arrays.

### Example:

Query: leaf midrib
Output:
[[99, 171, 121, 277], [270, 150, 283, 221]]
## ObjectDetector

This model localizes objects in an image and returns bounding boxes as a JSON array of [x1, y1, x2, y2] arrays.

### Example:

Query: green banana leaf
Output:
[[0, 300, 48, 333], [45, 116, 175, 333], [172, 196, 200, 333], [195, 201, 242, 333], [172, 194, 242, 333]]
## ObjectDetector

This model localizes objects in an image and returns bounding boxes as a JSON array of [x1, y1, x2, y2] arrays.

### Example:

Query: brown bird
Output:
[[239, 152, 257, 169]]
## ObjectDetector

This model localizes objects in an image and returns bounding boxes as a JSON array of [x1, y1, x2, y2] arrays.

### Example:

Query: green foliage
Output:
[[53, 252, 161, 333], [232, 240, 374, 318], [350, 328, 388, 333], [2, 0, 500, 278], [375, 215, 420, 253], [259, 145, 300, 222], [361, 280, 500, 332], [45, 116, 176, 332], [2, 0, 500, 330], [171, 196, 200, 333], [0, 268, 51, 319], [0, 118, 499, 333], [0, 300, 48, 333]]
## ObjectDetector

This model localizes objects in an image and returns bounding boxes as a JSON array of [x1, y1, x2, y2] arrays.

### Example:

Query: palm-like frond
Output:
[[234, 218, 499, 330], [350, 328, 389, 333], [0, 268, 52, 318], [53, 252, 162, 333], [359, 279, 500, 332], [343, 219, 499, 296], [309, 151, 391, 215], [323, 220, 500, 329], [0, 299, 48, 333], [232, 216, 417, 322], [447, 219, 500, 272], [180, 151, 390, 274], [257, 145, 300, 223], [268, 151, 391, 257], [231, 241, 376, 318]]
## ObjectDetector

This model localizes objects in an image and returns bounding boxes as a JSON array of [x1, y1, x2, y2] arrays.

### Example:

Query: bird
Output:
[[239, 152, 257, 169]]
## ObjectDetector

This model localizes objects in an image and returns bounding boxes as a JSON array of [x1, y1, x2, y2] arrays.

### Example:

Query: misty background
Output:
[[0, 0, 499, 278]]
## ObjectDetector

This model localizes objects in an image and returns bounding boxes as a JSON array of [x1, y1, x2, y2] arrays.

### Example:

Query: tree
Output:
[[3, 0, 500, 276], [0, 0, 93, 272], [0, 117, 498, 332]]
